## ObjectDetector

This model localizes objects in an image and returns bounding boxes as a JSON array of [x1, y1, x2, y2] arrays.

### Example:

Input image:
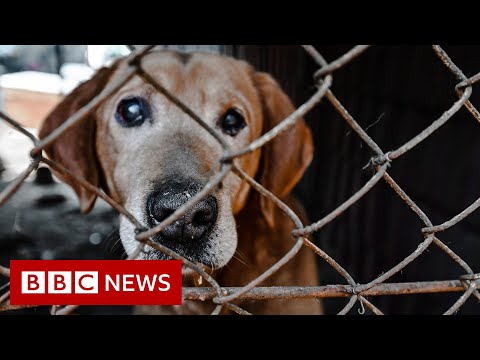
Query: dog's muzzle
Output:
[[146, 178, 218, 250]]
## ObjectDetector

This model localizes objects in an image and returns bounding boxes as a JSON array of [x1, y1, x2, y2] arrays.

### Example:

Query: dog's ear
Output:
[[39, 64, 118, 214], [254, 72, 314, 228]]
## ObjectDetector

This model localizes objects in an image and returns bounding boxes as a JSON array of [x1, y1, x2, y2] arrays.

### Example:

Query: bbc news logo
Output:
[[22, 271, 99, 294], [10, 260, 182, 305]]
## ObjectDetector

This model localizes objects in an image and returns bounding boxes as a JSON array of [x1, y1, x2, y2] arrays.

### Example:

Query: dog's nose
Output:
[[147, 186, 217, 243]]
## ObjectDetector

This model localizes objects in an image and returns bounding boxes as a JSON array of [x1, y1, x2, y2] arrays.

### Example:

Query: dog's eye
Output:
[[219, 109, 246, 137], [115, 97, 151, 128]]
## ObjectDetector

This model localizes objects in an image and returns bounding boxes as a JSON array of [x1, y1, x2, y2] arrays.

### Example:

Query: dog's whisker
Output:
[[107, 236, 123, 255], [109, 239, 123, 254], [210, 260, 221, 272], [235, 249, 248, 262], [103, 230, 125, 257], [104, 228, 120, 247], [233, 254, 249, 268]]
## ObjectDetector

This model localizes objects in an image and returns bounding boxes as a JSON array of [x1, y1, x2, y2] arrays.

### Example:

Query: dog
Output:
[[39, 50, 322, 315]]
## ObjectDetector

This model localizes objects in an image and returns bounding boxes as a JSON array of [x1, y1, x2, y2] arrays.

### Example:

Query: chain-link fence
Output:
[[0, 45, 479, 315]]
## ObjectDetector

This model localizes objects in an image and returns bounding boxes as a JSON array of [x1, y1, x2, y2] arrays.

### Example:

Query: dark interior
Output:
[[232, 45, 480, 314]]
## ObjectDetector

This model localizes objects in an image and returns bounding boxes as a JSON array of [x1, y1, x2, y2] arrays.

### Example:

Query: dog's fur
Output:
[[39, 50, 322, 314]]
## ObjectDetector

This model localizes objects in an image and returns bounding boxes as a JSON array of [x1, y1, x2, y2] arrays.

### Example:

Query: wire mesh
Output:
[[0, 45, 479, 315]]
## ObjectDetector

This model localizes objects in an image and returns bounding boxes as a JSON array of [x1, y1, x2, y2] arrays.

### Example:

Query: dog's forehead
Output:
[[115, 50, 256, 98]]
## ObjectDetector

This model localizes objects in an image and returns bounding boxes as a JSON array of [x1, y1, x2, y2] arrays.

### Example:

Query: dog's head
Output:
[[39, 50, 313, 269]]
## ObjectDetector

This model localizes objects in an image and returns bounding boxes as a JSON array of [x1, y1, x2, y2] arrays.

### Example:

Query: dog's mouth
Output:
[[139, 248, 213, 271], [139, 241, 217, 268], [138, 247, 214, 286]]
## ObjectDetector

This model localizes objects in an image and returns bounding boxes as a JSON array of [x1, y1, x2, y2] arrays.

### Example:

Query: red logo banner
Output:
[[9, 260, 182, 305]]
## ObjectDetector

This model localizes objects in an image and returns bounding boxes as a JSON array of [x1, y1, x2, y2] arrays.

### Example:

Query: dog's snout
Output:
[[147, 182, 218, 243]]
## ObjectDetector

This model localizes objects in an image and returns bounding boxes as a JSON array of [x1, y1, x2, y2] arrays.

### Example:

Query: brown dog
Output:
[[39, 50, 322, 315]]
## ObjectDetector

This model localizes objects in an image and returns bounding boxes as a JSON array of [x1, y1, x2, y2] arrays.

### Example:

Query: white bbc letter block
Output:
[[22, 271, 45, 294], [74, 272, 99, 294], [48, 271, 72, 294]]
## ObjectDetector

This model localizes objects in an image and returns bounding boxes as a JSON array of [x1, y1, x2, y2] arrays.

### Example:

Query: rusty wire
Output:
[[1, 44, 479, 315]]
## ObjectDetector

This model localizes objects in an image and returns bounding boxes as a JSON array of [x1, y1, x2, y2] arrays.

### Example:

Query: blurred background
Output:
[[0, 45, 479, 315]]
